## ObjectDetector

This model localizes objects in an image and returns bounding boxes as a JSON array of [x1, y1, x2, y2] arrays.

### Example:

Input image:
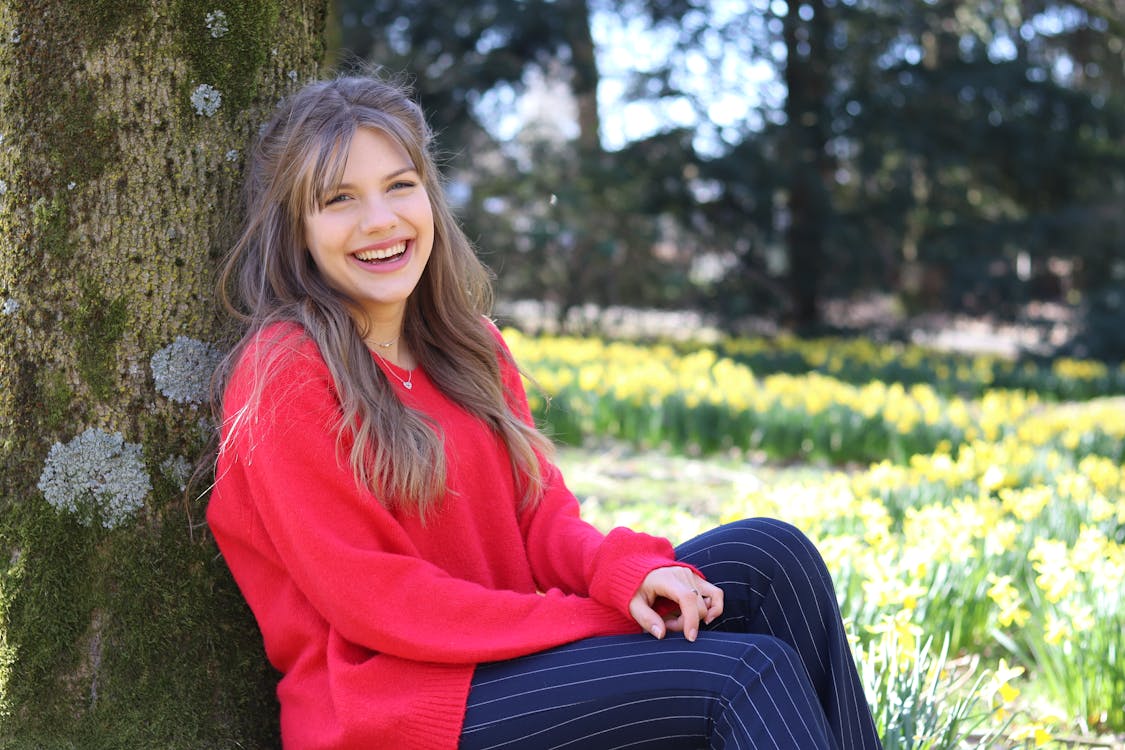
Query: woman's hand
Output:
[[628, 566, 724, 642]]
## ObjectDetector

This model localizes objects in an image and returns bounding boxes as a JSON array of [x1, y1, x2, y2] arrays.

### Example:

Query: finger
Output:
[[690, 586, 710, 621], [658, 588, 711, 635], [629, 597, 667, 640], [674, 587, 703, 642], [699, 582, 724, 624]]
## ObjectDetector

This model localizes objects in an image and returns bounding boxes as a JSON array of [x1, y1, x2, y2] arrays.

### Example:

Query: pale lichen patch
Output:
[[204, 9, 229, 39], [160, 454, 192, 491], [150, 336, 222, 405], [189, 83, 222, 116], [37, 428, 152, 529]]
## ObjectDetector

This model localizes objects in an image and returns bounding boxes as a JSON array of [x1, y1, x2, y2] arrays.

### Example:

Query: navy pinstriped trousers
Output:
[[459, 519, 882, 750]]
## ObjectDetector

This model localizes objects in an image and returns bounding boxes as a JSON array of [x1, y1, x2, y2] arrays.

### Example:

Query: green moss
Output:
[[0, 485, 278, 746], [0, 482, 278, 747], [0, 498, 106, 736], [91, 514, 279, 746], [74, 278, 128, 402], [31, 196, 71, 260], [0, 538, 23, 723], [58, 0, 148, 43], [38, 370, 76, 435], [174, 0, 282, 116], [17, 37, 119, 187], [46, 82, 120, 185]]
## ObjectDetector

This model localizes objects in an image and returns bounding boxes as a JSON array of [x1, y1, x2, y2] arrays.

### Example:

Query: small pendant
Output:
[[404, 381, 413, 390]]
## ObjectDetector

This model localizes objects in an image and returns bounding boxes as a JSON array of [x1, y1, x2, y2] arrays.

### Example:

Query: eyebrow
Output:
[[382, 166, 418, 180], [334, 166, 418, 191]]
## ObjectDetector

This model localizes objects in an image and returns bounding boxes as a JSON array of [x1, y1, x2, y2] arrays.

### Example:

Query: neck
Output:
[[363, 322, 402, 349], [349, 305, 406, 360], [368, 333, 398, 349], [369, 338, 416, 370]]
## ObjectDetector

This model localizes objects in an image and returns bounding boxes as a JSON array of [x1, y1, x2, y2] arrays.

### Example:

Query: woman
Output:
[[207, 73, 882, 750]]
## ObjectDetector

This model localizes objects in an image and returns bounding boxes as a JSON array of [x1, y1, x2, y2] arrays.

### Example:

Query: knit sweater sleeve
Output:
[[214, 337, 638, 667], [490, 325, 699, 616]]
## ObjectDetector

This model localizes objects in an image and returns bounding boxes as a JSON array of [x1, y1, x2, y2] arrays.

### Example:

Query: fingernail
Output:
[[651, 624, 663, 638]]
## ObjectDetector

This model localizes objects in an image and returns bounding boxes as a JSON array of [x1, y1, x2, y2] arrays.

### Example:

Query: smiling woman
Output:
[[206, 73, 883, 750], [303, 127, 434, 356]]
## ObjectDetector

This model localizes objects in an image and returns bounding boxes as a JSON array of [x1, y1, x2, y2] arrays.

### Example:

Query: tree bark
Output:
[[553, 0, 608, 329], [0, 0, 326, 744], [783, 0, 831, 330]]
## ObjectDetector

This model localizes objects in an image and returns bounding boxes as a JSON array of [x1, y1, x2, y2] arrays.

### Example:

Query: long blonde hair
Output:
[[215, 74, 552, 517]]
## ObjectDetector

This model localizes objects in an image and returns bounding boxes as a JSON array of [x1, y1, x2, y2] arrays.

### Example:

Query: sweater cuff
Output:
[[587, 527, 688, 615]]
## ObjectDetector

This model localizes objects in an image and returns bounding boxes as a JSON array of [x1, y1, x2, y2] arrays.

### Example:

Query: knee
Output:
[[723, 518, 833, 580], [681, 519, 830, 586], [728, 518, 822, 558], [746, 633, 801, 663], [735, 634, 808, 684]]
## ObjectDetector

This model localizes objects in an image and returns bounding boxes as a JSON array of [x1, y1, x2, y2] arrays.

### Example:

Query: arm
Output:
[[217, 342, 636, 666], [489, 326, 704, 617]]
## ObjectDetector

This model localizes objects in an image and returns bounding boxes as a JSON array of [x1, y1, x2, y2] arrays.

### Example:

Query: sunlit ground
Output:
[[555, 441, 827, 545]]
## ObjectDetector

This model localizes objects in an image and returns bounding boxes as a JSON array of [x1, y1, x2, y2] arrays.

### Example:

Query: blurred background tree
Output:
[[331, 0, 1125, 359]]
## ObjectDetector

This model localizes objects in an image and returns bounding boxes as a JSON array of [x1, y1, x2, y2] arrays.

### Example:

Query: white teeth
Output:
[[355, 241, 407, 261]]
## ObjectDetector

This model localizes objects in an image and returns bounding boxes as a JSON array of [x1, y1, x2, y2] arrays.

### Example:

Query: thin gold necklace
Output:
[[373, 350, 413, 390]]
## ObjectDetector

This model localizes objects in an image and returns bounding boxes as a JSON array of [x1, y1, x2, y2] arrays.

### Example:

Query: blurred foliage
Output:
[[330, 0, 1125, 359]]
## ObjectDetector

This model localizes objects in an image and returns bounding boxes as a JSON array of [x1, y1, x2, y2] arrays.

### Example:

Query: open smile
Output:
[[354, 240, 409, 265]]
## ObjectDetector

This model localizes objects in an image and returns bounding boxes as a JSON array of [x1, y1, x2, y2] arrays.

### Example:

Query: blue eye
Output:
[[324, 193, 350, 205]]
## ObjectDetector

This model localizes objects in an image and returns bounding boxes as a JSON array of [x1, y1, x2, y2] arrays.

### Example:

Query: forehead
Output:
[[338, 127, 416, 177]]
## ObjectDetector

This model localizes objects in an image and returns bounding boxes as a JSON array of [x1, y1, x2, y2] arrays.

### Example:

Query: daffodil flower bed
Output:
[[726, 442, 1124, 740], [508, 330, 1125, 745], [717, 334, 1125, 401], [507, 330, 1125, 466]]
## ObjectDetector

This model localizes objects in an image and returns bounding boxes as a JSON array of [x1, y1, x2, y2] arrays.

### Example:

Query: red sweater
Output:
[[207, 324, 685, 749]]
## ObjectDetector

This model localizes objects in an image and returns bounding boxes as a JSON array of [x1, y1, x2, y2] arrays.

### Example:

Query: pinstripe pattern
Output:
[[459, 519, 882, 750]]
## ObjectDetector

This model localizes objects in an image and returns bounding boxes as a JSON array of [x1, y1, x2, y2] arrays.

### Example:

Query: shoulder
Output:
[[481, 316, 516, 359], [222, 321, 335, 423], [218, 322, 342, 461], [479, 316, 522, 376], [240, 320, 321, 364], [480, 315, 503, 343]]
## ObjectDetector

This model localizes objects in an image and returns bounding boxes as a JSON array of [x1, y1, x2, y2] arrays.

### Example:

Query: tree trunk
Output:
[[783, 0, 831, 330], [554, 0, 607, 330], [0, 1, 326, 745]]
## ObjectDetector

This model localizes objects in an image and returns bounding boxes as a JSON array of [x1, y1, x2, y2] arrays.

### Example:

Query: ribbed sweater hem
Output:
[[394, 662, 475, 750]]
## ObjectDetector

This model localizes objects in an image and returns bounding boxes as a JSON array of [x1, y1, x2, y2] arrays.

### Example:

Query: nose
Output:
[[358, 194, 397, 234]]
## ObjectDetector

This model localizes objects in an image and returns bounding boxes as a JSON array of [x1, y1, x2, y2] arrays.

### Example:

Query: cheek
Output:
[[301, 217, 317, 254], [304, 208, 346, 242], [302, 223, 333, 272], [412, 193, 436, 232]]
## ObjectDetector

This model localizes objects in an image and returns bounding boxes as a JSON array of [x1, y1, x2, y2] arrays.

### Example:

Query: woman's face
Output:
[[303, 127, 434, 330]]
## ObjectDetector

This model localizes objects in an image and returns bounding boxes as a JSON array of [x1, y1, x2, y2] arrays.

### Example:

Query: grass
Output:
[[554, 441, 834, 545]]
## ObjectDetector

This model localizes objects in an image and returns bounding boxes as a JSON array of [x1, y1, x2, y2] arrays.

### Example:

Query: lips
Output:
[[354, 240, 408, 263]]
